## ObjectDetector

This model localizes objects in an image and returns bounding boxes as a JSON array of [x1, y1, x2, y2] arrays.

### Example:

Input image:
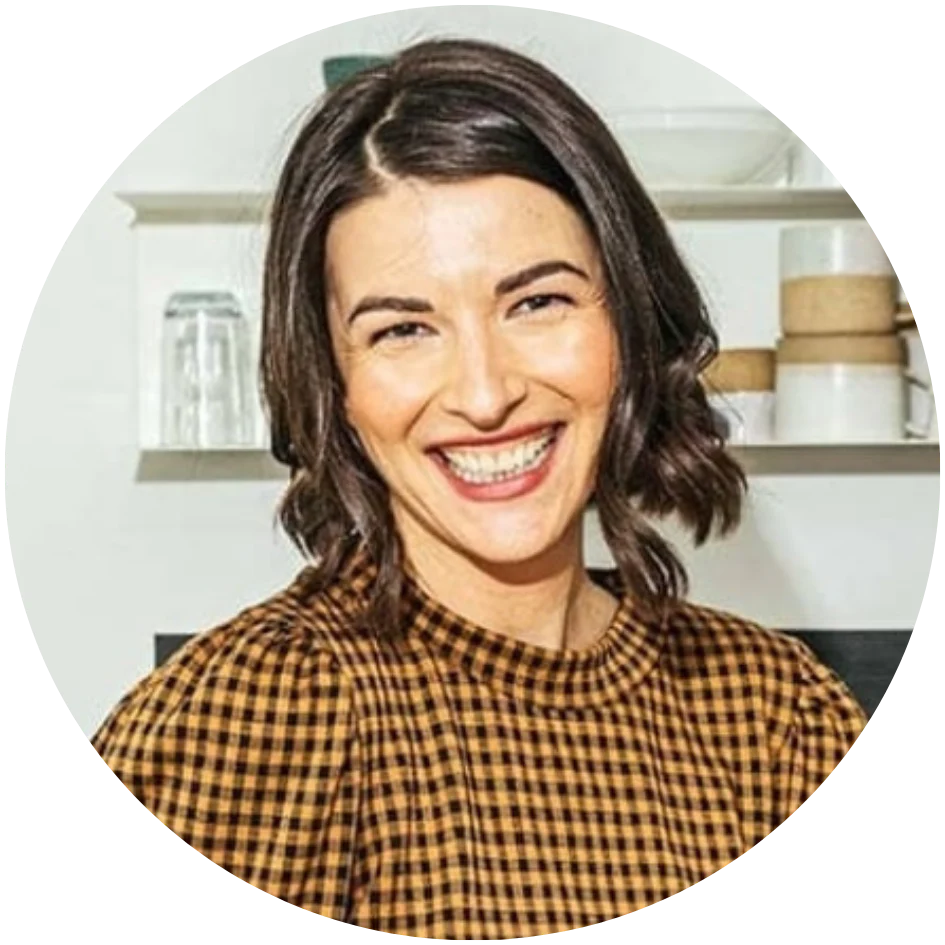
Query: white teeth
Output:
[[440, 428, 558, 484], [444, 435, 548, 474]]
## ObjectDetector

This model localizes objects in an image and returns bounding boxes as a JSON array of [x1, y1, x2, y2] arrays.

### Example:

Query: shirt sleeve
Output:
[[91, 615, 361, 920], [769, 637, 868, 823]]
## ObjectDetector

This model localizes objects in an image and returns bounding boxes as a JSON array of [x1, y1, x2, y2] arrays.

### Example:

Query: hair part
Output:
[[260, 37, 746, 634]]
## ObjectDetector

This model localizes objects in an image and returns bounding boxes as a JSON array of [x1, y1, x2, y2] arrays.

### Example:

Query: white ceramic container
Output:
[[611, 108, 792, 186], [774, 335, 905, 443], [702, 348, 776, 444], [709, 391, 775, 444], [780, 222, 894, 281]]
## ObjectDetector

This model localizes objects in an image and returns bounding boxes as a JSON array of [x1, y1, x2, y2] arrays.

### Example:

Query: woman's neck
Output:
[[400, 524, 619, 652]]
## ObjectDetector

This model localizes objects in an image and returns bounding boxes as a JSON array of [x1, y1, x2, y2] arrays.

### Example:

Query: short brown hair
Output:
[[260, 37, 745, 631]]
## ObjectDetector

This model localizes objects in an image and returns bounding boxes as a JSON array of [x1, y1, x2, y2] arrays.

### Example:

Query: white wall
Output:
[[5, 7, 937, 737]]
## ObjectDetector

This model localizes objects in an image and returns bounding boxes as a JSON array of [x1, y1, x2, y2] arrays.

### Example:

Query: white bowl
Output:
[[610, 108, 794, 187]]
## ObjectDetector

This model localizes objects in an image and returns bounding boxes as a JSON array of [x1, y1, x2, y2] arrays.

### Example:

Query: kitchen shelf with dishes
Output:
[[120, 185, 865, 462], [113, 48, 937, 483]]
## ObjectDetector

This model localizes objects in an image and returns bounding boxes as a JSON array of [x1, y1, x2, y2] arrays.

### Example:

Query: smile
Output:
[[440, 427, 557, 483], [434, 424, 564, 500]]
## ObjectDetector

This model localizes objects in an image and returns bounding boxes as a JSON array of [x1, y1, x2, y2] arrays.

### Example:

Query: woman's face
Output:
[[325, 174, 618, 570]]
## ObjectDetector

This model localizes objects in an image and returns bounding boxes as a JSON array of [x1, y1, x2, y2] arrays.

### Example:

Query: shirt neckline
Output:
[[308, 545, 666, 710]]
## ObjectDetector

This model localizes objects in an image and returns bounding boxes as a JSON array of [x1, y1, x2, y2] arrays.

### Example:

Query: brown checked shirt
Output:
[[92, 550, 866, 938]]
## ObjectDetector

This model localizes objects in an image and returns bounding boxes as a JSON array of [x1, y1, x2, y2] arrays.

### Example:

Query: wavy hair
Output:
[[260, 37, 746, 633]]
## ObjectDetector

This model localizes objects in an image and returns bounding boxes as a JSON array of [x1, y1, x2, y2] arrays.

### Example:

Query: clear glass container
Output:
[[160, 291, 254, 448]]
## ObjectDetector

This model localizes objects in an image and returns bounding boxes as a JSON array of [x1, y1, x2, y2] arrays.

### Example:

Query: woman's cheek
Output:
[[526, 319, 617, 406], [345, 356, 439, 442]]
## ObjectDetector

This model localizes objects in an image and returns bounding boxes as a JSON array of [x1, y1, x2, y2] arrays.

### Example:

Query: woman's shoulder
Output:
[[664, 599, 814, 672], [90, 568, 367, 856], [170, 566, 366, 674], [660, 599, 867, 744], [598, 569, 828, 690], [92, 567, 367, 749]]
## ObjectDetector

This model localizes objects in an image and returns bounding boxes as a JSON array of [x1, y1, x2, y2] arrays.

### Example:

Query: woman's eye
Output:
[[511, 293, 574, 316], [369, 321, 432, 346], [369, 293, 574, 345]]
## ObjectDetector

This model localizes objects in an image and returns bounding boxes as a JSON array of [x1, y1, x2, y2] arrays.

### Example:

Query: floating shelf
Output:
[[136, 440, 939, 482], [122, 184, 908, 479], [654, 186, 859, 221], [140, 439, 940, 453], [734, 439, 939, 449], [116, 186, 860, 225], [730, 440, 939, 475], [118, 191, 272, 224]]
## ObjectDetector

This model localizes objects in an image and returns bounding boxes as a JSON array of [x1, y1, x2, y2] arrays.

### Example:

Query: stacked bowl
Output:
[[702, 349, 776, 445]]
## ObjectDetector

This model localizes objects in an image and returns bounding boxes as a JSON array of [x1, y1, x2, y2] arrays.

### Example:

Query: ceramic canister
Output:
[[780, 223, 897, 335], [702, 348, 775, 444], [774, 334, 905, 443], [898, 318, 937, 440]]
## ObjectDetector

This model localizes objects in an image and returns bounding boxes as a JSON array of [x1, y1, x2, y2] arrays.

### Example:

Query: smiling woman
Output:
[[261, 38, 750, 639], [91, 37, 866, 939]]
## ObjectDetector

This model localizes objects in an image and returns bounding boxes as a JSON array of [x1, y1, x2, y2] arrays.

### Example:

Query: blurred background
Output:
[[5, 6, 937, 736]]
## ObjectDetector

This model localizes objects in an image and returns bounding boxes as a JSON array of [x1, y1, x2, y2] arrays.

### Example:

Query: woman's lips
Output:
[[427, 420, 565, 460], [432, 423, 566, 502]]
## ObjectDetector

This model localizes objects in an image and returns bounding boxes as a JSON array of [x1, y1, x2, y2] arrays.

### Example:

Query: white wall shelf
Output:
[[730, 441, 939, 475], [117, 186, 860, 225], [655, 187, 859, 221], [118, 191, 271, 224], [135, 440, 939, 482], [139, 440, 939, 453]]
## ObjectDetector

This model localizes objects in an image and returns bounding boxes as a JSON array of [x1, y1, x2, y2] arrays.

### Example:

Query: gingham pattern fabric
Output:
[[92, 549, 866, 939]]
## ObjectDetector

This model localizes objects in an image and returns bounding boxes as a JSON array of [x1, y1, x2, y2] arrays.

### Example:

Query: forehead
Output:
[[324, 175, 599, 295]]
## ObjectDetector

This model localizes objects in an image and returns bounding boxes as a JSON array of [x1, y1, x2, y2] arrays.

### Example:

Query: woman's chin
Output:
[[445, 521, 565, 569]]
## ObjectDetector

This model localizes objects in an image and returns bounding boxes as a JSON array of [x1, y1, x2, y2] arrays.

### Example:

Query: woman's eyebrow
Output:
[[495, 260, 590, 296], [345, 260, 589, 325], [347, 295, 434, 325]]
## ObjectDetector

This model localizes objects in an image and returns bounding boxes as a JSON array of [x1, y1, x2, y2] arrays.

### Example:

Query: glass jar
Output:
[[160, 291, 254, 448]]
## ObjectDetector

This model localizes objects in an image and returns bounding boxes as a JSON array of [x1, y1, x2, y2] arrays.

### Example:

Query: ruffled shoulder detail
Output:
[[661, 599, 866, 825], [663, 600, 866, 748], [90, 578, 362, 919], [770, 634, 867, 816]]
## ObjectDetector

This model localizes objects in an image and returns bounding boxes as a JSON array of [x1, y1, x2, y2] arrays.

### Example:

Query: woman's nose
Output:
[[439, 330, 527, 428]]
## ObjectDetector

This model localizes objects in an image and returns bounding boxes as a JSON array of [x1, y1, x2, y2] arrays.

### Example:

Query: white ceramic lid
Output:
[[780, 222, 894, 280]]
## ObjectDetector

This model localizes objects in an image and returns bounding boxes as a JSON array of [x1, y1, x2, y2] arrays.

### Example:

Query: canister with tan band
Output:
[[774, 334, 905, 442], [780, 223, 897, 335], [702, 348, 775, 444]]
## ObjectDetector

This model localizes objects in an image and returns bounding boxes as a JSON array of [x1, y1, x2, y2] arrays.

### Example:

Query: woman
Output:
[[93, 38, 866, 939]]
